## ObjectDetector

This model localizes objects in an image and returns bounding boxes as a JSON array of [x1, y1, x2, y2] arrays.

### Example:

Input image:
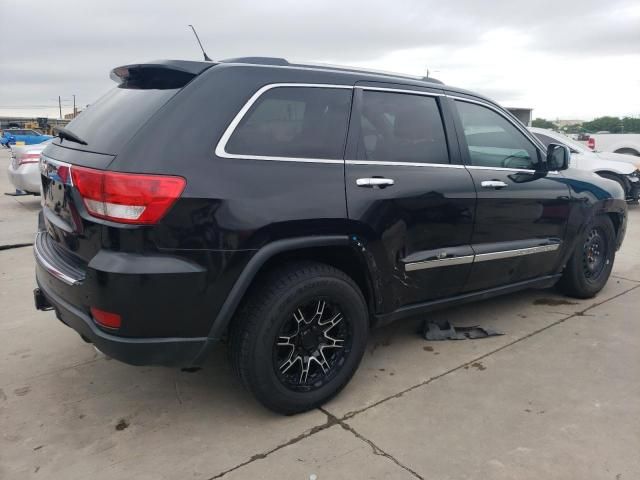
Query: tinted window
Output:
[[455, 101, 539, 169], [64, 87, 179, 154], [226, 87, 352, 159], [7, 130, 25, 135], [357, 91, 449, 164]]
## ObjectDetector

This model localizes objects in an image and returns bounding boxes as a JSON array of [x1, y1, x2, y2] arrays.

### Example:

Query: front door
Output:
[[345, 85, 477, 309], [450, 97, 571, 292]]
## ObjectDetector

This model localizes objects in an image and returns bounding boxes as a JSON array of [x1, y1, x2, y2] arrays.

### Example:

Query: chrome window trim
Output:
[[356, 85, 443, 97], [405, 243, 560, 272], [446, 94, 548, 155], [346, 160, 464, 169], [33, 232, 83, 286], [466, 165, 536, 173], [215, 83, 353, 164]]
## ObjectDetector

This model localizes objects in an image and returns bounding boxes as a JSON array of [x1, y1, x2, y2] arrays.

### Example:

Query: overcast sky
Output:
[[1, 0, 639, 121]]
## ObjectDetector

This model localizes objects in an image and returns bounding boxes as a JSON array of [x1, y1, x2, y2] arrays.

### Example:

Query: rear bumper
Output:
[[34, 281, 207, 366], [7, 162, 40, 193], [33, 231, 215, 367]]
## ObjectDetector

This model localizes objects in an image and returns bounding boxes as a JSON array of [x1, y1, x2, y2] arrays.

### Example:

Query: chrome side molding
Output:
[[405, 255, 474, 272], [405, 243, 560, 272]]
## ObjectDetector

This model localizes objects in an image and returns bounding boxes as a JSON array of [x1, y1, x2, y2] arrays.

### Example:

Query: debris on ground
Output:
[[422, 319, 503, 341]]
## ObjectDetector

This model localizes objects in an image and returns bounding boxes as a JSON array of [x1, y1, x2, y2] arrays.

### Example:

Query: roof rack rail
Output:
[[218, 57, 289, 66], [421, 76, 444, 85]]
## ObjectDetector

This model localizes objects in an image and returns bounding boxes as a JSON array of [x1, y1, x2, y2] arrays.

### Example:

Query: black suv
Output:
[[34, 58, 627, 414]]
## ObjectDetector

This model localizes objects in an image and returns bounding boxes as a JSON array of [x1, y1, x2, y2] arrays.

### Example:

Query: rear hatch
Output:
[[40, 60, 212, 265]]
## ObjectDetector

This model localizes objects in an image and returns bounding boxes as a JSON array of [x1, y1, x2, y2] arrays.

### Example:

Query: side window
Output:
[[357, 90, 449, 164], [455, 101, 540, 169], [225, 86, 352, 160]]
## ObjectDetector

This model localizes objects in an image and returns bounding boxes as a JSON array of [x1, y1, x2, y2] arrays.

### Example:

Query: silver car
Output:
[[7, 139, 53, 194]]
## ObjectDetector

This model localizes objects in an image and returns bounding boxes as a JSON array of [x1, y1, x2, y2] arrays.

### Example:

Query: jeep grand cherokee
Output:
[[33, 57, 627, 414]]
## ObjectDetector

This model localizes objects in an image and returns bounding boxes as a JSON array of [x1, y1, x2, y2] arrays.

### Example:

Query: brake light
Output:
[[587, 137, 595, 150], [70, 166, 186, 224], [91, 307, 122, 330], [18, 152, 41, 165]]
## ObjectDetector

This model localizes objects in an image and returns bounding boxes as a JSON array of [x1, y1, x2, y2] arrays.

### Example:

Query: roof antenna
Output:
[[188, 24, 212, 61]]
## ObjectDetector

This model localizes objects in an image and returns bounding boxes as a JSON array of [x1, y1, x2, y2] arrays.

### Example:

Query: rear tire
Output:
[[229, 261, 368, 415], [557, 215, 616, 299]]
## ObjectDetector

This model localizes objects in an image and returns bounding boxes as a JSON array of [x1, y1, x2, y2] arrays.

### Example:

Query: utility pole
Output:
[[58, 96, 62, 119], [73, 94, 77, 118]]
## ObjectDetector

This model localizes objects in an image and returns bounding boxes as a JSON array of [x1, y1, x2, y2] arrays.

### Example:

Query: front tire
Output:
[[229, 261, 369, 415], [558, 215, 616, 299]]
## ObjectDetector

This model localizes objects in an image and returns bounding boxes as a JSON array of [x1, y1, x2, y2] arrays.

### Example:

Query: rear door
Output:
[[450, 97, 571, 292], [345, 84, 476, 307]]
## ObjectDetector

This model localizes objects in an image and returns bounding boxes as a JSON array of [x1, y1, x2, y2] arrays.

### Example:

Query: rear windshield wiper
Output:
[[56, 127, 88, 146]]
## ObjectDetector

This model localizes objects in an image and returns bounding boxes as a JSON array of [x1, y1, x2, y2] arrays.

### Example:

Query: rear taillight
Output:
[[70, 166, 186, 225], [18, 152, 41, 165], [91, 307, 122, 330], [587, 137, 595, 150]]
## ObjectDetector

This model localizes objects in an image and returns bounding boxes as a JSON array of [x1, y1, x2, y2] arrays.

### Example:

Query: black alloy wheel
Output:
[[274, 298, 352, 392], [229, 261, 368, 414], [558, 215, 616, 299], [582, 227, 608, 281]]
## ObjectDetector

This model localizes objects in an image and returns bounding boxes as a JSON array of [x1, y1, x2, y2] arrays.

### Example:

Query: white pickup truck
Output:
[[587, 134, 640, 157], [530, 128, 640, 203]]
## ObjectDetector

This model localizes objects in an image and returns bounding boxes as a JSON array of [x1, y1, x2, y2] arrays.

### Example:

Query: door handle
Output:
[[481, 180, 508, 189], [356, 178, 395, 188]]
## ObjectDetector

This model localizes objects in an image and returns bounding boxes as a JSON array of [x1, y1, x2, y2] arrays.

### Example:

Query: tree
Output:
[[561, 124, 586, 134], [532, 118, 557, 129], [581, 116, 623, 133], [622, 117, 640, 133]]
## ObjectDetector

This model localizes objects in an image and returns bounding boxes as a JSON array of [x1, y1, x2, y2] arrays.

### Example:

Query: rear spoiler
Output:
[[110, 60, 215, 89]]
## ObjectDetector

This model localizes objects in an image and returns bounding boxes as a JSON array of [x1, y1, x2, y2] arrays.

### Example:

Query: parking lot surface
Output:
[[1, 147, 639, 479]]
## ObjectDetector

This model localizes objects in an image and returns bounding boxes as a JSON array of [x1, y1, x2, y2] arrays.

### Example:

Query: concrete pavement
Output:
[[1, 147, 639, 479]]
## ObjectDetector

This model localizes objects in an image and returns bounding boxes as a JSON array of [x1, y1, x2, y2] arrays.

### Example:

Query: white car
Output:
[[530, 127, 640, 203], [7, 139, 53, 194]]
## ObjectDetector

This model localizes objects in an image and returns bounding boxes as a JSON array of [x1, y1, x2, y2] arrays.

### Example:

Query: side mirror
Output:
[[546, 143, 570, 171]]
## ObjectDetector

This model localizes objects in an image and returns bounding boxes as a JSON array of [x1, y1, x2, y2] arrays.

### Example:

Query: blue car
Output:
[[1, 129, 53, 147]]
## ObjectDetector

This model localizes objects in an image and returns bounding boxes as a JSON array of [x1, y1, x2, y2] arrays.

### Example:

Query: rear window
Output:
[[63, 87, 179, 154], [225, 86, 352, 160]]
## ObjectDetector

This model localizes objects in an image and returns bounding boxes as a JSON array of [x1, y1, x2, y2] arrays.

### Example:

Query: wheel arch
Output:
[[595, 170, 624, 178], [205, 235, 380, 342], [613, 147, 640, 156]]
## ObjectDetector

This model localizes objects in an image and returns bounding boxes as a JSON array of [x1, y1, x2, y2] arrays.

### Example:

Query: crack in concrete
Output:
[[0, 242, 33, 251], [206, 414, 338, 479], [321, 408, 425, 480]]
